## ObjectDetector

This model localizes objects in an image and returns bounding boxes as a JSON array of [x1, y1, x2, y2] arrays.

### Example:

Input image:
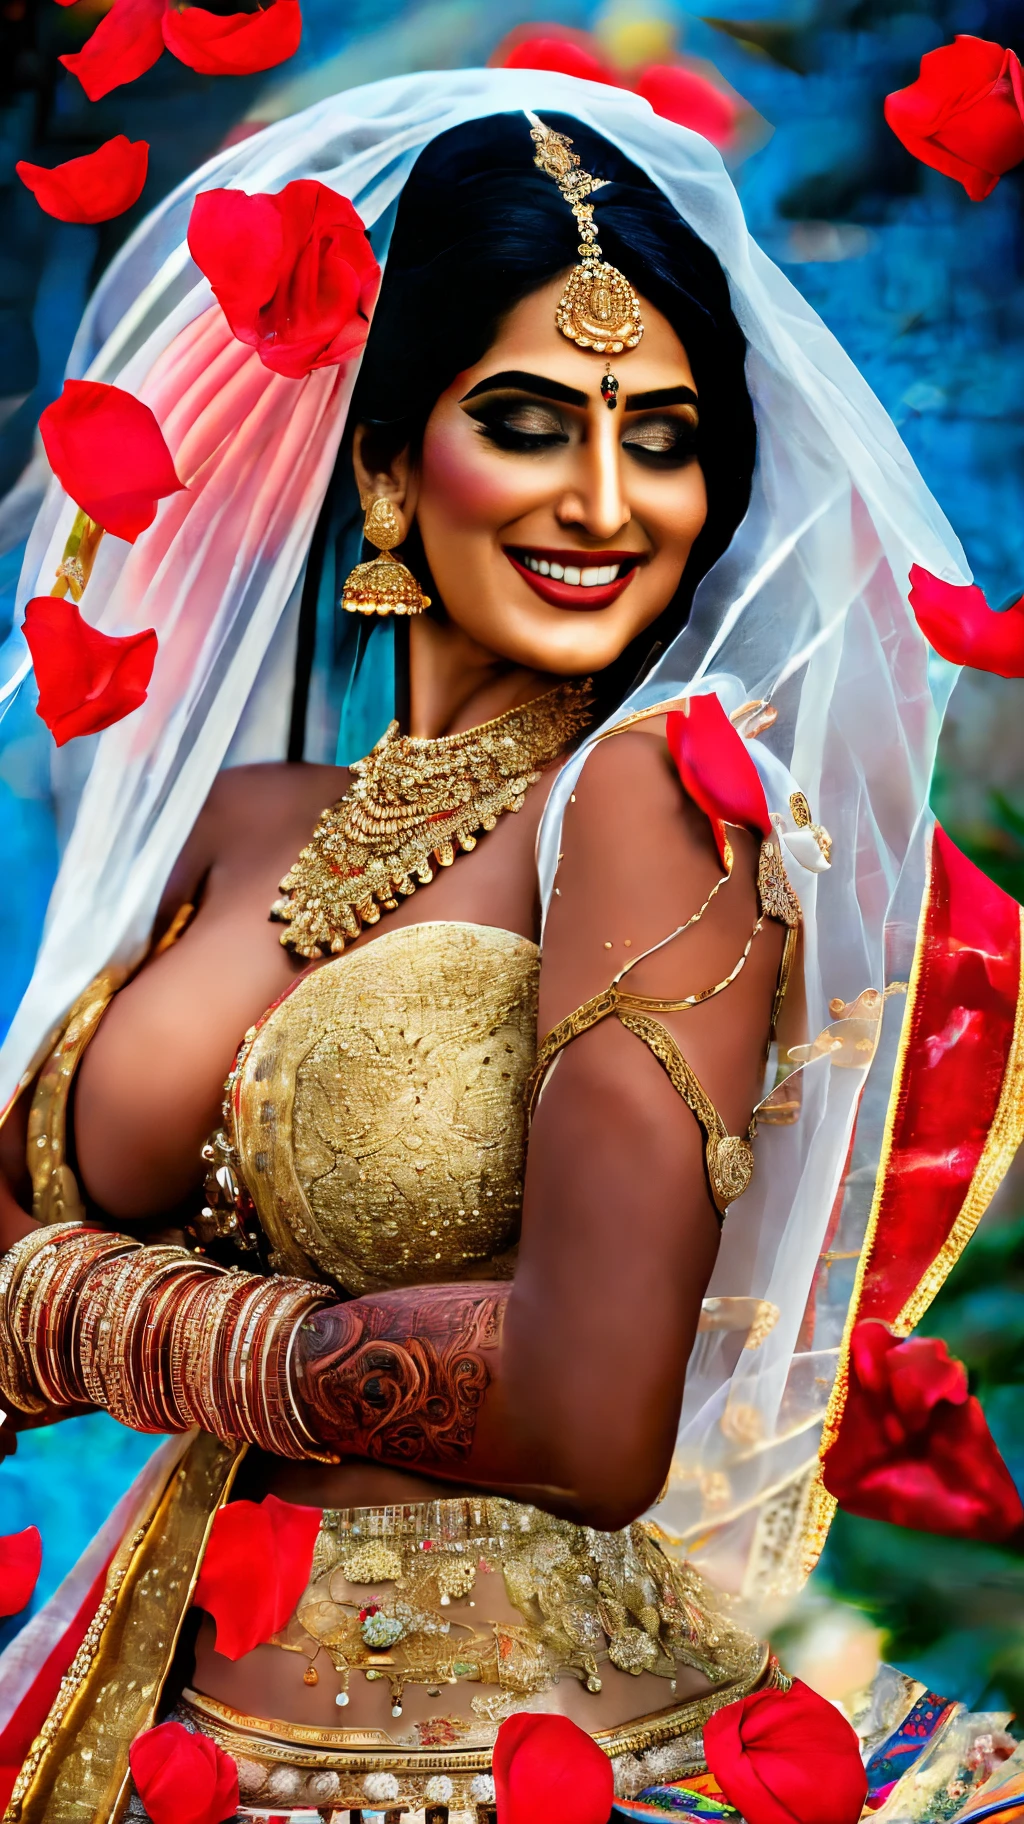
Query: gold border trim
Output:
[[25, 970, 120, 1224], [800, 834, 935, 1573], [895, 902, 1024, 1332], [6, 1435, 244, 1824]]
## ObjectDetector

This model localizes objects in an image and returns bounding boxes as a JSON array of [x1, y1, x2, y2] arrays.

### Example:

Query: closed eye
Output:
[[621, 414, 699, 469], [463, 395, 572, 453]]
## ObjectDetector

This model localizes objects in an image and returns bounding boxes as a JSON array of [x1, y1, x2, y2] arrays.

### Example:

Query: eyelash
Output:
[[474, 421, 569, 453], [469, 407, 698, 466], [622, 423, 699, 469]]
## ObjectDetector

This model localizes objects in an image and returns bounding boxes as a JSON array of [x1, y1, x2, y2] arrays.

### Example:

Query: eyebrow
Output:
[[460, 371, 588, 408], [458, 372, 700, 414], [624, 386, 699, 412]]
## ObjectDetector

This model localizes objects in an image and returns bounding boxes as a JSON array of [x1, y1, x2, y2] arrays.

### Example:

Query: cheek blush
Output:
[[419, 421, 525, 526]]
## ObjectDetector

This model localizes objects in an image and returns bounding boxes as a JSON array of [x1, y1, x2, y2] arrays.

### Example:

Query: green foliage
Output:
[[941, 788, 1024, 907]]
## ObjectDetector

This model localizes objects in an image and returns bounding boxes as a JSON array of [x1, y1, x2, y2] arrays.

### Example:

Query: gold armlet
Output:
[[616, 1009, 755, 1219], [0, 1223, 334, 1458], [527, 912, 763, 1116], [528, 996, 755, 1218]]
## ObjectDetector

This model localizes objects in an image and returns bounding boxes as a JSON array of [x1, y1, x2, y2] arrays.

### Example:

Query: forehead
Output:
[[452, 272, 697, 396]]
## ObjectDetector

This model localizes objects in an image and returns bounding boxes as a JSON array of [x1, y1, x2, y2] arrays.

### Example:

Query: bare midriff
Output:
[[191, 1458, 718, 1732]]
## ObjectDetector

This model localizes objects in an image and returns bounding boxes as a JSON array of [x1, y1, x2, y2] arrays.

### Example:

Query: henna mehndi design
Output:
[[295, 1285, 507, 1464]]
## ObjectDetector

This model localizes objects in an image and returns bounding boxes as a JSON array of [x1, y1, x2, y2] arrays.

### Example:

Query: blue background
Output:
[[1, 0, 1023, 1707]]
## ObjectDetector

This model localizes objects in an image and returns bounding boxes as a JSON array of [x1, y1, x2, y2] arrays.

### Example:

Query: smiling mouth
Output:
[[504, 546, 642, 610]]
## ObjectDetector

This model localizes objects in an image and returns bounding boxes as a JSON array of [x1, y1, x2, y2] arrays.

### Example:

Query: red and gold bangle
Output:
[[0, 1227, 68, 1413], [78, 1246, 143, 1408], [91, 1245, 183, 1420], [49, 1231, 134, 1404], [255, 1282, 335, 1460], [167, 1268, 222, 1428], [2, 1221, 338, 1462], [139, 1265, 214, 1432], [1, 1223, 121, 1415], [111, 1251, 192, 1432], [28, 1230, 130, 1408], [191, 1271, 254, 1440], [223, 1275, 280, 1443], [9, 1237, 63, 1413], [39, 1233, 123, 1406], [84, 1245, 150, 1411]]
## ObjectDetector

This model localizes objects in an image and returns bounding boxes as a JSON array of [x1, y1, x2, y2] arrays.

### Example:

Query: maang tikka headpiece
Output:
[[527, 112, 644, 356]]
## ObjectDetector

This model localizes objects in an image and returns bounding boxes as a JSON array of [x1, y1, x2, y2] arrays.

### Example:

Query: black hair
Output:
[[290, 113, 755, 752]]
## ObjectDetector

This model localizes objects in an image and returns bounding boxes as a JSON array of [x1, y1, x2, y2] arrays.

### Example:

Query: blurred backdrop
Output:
[[2, 0, 1024, 1720]]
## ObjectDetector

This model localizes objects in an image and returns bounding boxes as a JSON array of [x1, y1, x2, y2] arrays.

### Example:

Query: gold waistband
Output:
[[183, 1662, 768, 1766]]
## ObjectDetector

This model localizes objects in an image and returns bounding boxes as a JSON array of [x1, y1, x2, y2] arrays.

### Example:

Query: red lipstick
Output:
[[504, 546, 641, 611]]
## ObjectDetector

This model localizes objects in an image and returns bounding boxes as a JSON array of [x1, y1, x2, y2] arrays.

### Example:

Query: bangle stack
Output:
[[0, 1223, 334, 1459]]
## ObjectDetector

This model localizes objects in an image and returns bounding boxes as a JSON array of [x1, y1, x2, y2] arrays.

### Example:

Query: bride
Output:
[[0, 68, 989, 1824]]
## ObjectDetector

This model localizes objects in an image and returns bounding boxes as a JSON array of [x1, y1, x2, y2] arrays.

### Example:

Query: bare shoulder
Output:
[[541, 719, 741, 1024], [557, 716, 719, 883]]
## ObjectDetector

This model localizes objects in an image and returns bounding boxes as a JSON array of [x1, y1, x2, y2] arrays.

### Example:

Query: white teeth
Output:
[[519, 553, 629, 585]]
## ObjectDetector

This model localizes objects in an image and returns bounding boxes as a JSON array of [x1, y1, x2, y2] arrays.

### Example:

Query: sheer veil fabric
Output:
[[0, 69, 968, 1603]]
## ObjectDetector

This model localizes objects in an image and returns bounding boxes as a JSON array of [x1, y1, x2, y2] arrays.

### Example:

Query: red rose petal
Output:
[[493, 1713, 614, 1824], [130, 1721, 238, 1824], [885, 36, 1024, 201], [635, 65, 740, 145], [909, 563, 1024, 676], [17, 136, 148, 225], [39, 380, 185, 543], [0, 1527, 42, 1618], [705, 1679, 867, 1824], [59, 0, 166, 102], [24, 597, 158, 747], [498, 34, 617, 86], [192, 1495, 322, 1661], [162, 0, 301, 76], [188, 179, 380, 378], [667, 694, 772, 868], [824, 1319, 1024, 1542]]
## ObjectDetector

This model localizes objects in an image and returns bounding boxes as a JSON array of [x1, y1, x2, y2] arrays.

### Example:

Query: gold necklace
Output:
[[271, 680, 593, 958]]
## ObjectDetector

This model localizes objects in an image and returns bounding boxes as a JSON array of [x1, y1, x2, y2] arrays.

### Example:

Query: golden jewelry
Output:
[[263, 1497, 764, 1721], [271, 680, 593, 958], [528, 113, 643, 354], [341, 496, 430, 617]]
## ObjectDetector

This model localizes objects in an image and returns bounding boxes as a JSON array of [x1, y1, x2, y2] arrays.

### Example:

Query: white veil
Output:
[[0, 68, 967, 1604]]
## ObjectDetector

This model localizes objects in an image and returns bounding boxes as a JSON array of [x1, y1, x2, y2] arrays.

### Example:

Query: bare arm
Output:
[[296, 727, 784, 1528]]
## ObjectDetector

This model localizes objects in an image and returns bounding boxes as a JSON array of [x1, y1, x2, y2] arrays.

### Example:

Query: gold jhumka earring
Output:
[[527, 111, 644, 355], [341, 495, 430, 616]]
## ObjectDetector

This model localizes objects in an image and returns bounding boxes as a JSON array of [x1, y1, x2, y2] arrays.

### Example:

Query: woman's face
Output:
[[373, 273, 709, 677]]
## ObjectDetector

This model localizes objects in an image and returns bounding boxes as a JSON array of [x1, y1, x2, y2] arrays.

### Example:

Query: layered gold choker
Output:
[[271, 681, 593, 958]]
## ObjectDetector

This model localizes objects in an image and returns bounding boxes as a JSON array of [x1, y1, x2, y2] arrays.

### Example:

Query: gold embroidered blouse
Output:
[[228, 922, 539, 1295]]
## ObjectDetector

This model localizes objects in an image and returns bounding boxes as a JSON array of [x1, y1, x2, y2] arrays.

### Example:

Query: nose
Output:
[[556, 405, 630, 542]]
